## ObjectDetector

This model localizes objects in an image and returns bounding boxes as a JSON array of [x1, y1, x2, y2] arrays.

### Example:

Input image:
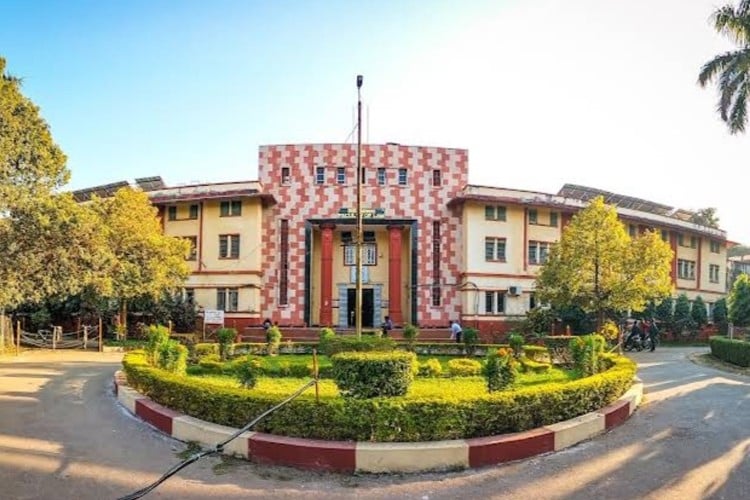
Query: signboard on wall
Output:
[[204, 309, 225, 325], [338, 207, 385, 218]]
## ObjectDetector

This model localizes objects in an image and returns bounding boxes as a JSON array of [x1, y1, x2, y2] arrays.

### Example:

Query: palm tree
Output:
[[698, 0, 750, 134]]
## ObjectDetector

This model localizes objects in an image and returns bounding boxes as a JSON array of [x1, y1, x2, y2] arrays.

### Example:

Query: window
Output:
[[219, 234, 240, 259], [281, 167, 291, 184], [709, 264, 721, 283], [185, 236, 197, 260], [485, 237, 506, 261], [189, 204, 199, 219], [690, 236, 698, 249], [549, 212, 558, 227], [484, 291, 505, 314], [528, 209, 538, 224], [484, 205, 507, 221], [167, 206, 177, 221], [279, 220, 289, 305], [184, 288, 195, 303], [629, 224, 636, 238], [363, 230, 376, 243], [220, 200, 241, 217], [678, 233, 696, 248], [315, 167, 325, 185], [677, 259, 696, 280], [661, 230, 669, 242], [710, 240, 720, 253], [341, 231, 353, 244], [343, 244, 377, 265], [528, 241, 551, 265], [217, 288, 239, 312], [677, 234, 684, 246], [398, 168, 407, 185], [432, 221, 441, 306], [529, 293, 536, 310], [377, 168, 386, 185], [432, 169, 441, 187], [336, 167, 345, 184]]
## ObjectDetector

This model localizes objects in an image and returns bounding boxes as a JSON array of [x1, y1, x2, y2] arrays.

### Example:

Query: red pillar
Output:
[[320, 224, 335, 326], [388, 225, 404, 325]]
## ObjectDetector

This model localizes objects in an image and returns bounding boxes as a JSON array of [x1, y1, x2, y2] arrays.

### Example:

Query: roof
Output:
[[147, 180, 274, 205], [449, 184, 727, 239]]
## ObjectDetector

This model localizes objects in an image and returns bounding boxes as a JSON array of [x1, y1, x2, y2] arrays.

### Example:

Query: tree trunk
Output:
[[119, 300, 127, 340]]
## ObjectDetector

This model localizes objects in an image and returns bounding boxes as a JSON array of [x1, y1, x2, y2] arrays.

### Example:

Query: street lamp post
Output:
[[355, 75, 363, 339]]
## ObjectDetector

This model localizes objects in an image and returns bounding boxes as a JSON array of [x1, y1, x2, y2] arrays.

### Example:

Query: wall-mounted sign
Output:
[[204, 309, 225, 325], [338, 207, 385, 218]]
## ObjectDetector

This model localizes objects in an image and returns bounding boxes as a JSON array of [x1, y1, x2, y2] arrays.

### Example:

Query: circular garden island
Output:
[[120, 326, 638, 472]]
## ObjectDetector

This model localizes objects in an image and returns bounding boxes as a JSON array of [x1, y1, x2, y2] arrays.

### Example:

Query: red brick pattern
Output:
[[134, 399, 181, 435], [259, 144, 468, 327]]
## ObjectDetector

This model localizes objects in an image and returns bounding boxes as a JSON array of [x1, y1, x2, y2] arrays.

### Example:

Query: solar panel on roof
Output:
[[135, 176, 166, 191]]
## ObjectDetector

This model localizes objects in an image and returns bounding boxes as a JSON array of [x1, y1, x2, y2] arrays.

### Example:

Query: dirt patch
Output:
[[689, 352, 750, 377]]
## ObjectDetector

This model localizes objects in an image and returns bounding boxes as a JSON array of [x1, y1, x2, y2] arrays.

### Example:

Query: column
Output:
[[320, 224, 335, 326], [388, 225, 404, 324]]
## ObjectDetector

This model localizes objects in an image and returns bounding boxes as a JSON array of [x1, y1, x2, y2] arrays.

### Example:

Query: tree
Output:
[[536, 197, 673, 330], [0, 57, 68, 209], [673, 294, 695, 335], [0, 193, 112, 310], [92, 188, 190, 329], [691, 295, 708, 329], [713, 298, 729, 333], [654, 297, 674, 335], [729, 273, 750, 326], [698, 0, 750, 134], [689, 208, 720, 229]]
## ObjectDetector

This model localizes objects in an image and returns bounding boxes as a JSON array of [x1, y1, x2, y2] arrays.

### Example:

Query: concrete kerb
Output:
[[113, 371, 644, 473]]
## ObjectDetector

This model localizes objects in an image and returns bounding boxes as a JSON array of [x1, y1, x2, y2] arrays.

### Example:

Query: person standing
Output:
[[648, 318, 659, 352], [450, 320, 463, 343], [381, 316, 393, 337]]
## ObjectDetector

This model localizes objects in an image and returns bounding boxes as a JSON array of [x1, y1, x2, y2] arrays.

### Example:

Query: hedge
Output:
[[331, 351, 416, 398], [709, 336, 750, 367], [122, 351, 636, 442]]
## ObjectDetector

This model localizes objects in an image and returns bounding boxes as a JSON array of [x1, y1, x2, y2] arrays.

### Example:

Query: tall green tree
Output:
[[673, 293, 694, 334], [654, 297, 674, 334], [713, 298, 729, 333], [691, 295, 708, 329], [728, 273, 750, 326], [0, 194, 112, 309], [698, 0, 750, 134], [93, 188, 190, 328], [0, 57, 68, 208], [689, 208, 720, 229], [536, 197, 673, 329]]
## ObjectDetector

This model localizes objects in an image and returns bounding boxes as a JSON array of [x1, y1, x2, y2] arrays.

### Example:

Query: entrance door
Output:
[[347, 288, 374, 328]]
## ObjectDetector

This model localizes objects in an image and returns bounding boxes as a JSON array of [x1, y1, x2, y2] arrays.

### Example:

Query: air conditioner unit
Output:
[[508, 286, 521, 296]]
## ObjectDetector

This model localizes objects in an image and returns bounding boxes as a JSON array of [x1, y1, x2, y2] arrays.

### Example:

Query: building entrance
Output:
[[347, 288, 374, 328]]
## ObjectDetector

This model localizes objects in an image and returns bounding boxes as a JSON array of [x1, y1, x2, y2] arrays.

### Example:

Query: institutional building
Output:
[[122, 143, 728, 334]]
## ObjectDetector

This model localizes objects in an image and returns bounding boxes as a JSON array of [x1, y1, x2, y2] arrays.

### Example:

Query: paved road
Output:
[[1, 347, 749, 500]]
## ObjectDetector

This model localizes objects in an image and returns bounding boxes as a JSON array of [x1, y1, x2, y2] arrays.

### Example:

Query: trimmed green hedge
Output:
[[709, 336, 750, 367], [122, 350, 636, 442], [319, 335, 396, 356], [332, 351, 416, 398]]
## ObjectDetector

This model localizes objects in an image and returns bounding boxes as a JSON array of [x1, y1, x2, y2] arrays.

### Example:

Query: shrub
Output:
[[267, 325, 282, 355], [234, 358, 258, 389], [508, 333, 524, 358], [193, 343, 219, 359], [709, 336, 750, 367], [403, 324, 419, 347], [331, 351, 416, 398], [319, 327, 335, 342], [319, 335, 395, 356], [197, 353, 224, 373], [570, 334, 606, 376], [417, 358, 443, 377], [123, 351, 636, 442], [518, 356, 551, 373], [447, 358, 482, 377], [463, 327, 479, 355], [215, 328, 237, 360], [484, 348, 518, 392], [145, 324, 171, 366], [598, 320, 620, 344], [156, 339, 188, 375]]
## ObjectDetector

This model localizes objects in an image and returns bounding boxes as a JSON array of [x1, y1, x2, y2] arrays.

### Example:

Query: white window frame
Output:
[[528, 241, 551, 265], [709, 264, 720, 283], [484, 291, 505, 315], [677, 259, 696, 280], [344, 244, 377, 266], [485, 237, 506, 261], [315, 167, 325, 185]]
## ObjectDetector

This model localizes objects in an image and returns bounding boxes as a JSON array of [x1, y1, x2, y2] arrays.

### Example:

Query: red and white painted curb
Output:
[[114, 371, 643, 473]]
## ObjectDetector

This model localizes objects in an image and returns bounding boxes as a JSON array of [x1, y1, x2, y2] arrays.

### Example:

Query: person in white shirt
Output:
[[450, 320, 463, 343]]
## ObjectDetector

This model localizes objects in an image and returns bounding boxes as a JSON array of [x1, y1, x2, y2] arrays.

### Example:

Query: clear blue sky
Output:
[[2, 0, 748, 243]]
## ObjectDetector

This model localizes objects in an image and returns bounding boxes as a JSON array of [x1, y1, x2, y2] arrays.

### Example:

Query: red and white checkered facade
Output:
[[259, 144, 467, 327]]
